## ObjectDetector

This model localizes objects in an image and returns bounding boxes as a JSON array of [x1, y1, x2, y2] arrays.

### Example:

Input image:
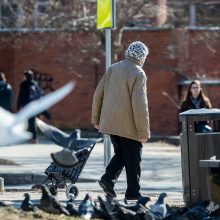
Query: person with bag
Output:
[[91, 41, 150, 200], [17, 70, 44, 143], [0, 72, 13, 112]]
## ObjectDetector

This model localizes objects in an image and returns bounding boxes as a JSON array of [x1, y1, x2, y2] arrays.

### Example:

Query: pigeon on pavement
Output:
[[93, 201, 110, 220], [66, 194, 79, 216], [78, 193, 95, 219], [116, 205, 136, 220], [39, 184, 70, 215], [36, 118, 102, 150], [148, 193, 167, 219], [202, 217, 220, 220], [97, 195, 118, 220], [182, 200, 210, 220], [117, 196, 151, 212], [135, 204, 149, 219], [0, 82, 75, 146], [21, 193, 38, 212], [164, 204, 190, 220]]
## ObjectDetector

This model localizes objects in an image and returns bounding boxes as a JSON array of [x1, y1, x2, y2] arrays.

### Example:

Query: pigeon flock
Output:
[[1, 184, 220, 220]]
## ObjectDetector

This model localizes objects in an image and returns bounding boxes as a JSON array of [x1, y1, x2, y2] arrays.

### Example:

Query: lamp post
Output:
[[104, 28, 112, 166], [97, 0, 116, 166]]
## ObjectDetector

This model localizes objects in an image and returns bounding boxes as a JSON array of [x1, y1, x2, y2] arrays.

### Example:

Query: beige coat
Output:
[[91, 57, 150, 141]]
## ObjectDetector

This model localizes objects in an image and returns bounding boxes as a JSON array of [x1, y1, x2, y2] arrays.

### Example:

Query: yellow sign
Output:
[[97, 0, 112, 29]]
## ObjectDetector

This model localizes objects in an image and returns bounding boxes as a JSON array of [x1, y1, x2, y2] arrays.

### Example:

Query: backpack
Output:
[[0, 84, 7, 94], [0, 83, 11, 97], [29, 83, 43, 101]]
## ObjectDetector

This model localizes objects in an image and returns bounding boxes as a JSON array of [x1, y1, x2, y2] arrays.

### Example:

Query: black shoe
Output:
[[99, 179, 116, 198], [125, 194, 147, 201]]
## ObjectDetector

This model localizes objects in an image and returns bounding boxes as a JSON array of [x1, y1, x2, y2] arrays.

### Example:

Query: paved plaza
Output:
[[0, 138, 183, 207]]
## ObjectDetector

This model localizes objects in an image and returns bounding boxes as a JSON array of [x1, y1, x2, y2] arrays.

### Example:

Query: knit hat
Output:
[[125, 41, 149, 61]]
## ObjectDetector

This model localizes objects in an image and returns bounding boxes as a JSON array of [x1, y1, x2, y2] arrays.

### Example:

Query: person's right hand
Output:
[[139, 139, 147, 143]]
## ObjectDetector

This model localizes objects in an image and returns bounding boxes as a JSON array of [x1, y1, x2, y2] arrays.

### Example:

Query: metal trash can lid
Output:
[[179, 108, 220, 121], [180, 108, 220, 116], [199, 160, 220, 168]]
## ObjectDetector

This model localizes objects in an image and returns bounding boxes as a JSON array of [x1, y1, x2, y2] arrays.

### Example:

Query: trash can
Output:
[[200, 160, 220, 204], [179, 108, 220, 205]]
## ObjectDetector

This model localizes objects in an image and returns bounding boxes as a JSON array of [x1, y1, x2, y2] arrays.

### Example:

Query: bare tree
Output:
[[0, 0, 219, 78]]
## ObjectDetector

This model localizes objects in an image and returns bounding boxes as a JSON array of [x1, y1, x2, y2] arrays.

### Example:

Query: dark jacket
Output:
[[180, 97, 211, 113], [180, 96, 212, 132], [17, 79, 43, 110], [0, 81, 13, 112]]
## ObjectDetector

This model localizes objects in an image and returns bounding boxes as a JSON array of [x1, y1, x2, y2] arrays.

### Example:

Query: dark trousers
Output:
[[101, 135, 142, 198], [28, 117, 37, 139]]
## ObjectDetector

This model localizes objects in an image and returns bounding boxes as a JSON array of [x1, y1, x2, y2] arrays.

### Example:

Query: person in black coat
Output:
[[180, 80, 212, 132], [0, 72, 13, 112], [17, 70, 43, 143]]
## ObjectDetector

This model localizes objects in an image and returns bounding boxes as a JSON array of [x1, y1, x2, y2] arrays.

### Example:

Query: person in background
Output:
[[91, 41, 150, 201], [180, 80, 212, 132], [17, 70, 43, 143], [0, 72, 13, 112]]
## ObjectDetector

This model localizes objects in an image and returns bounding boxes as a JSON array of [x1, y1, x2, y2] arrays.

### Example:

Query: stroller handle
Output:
[[84, 125, 102, 139]]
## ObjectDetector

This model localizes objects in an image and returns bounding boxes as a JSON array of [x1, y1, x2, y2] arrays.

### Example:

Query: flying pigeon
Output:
[[148, 193, 167, 219], [39, 184, 70, 215], [0, 82, 75, 146], [210, 156, 216, 160], [36, 118, 102, 150], [20, 193, 38, 212], [0, 200, 10, 207], [206, 201, 220, 215], [78, 193, 95, 219]]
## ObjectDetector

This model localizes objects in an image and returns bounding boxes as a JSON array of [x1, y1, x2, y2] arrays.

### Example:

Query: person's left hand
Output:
[[139, 139, 147, 143], [94, 124, 100, 130]]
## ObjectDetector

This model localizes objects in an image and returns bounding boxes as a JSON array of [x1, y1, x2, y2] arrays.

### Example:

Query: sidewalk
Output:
[[0, 138, 184, 206]]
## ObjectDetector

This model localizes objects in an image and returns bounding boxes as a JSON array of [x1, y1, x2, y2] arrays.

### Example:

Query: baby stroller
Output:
[[42, 127, 101, 199]]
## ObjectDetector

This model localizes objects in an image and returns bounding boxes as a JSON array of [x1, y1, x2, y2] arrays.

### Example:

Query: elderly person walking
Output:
[[91, 41, 150, 200]]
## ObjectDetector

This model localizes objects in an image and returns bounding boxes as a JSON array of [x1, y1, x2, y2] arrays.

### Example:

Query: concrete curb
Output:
[[0, 173, 97, 185], [149, 135, 180, 146]]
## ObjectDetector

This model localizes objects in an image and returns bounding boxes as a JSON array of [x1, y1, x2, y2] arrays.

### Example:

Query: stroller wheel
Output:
[[48, 184, 58, 196], [66, 184, 79, 199]]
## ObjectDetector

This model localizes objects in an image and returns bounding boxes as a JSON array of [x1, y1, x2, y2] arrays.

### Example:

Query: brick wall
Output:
[[0, 28, 219, 135]]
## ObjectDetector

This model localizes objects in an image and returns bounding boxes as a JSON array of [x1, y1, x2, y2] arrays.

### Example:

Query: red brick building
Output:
[[0, 28, 219, 135]]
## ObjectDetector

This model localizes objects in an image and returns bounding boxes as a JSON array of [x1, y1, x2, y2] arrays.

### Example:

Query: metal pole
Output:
[[0, 0, 2, 29], [189, 3, 196, 27], [104, 28, 112, 166], [17, 0, 24, 29]]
